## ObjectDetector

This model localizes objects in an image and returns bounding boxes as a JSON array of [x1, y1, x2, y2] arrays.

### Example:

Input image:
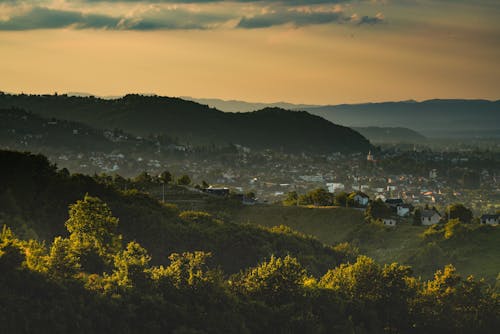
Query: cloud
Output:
[[0, 7, 120, 30], [0, 1, 385, 30], [82, 0, 354, 3], [0, 5, 234, 30], [237, 6, 384, 28], [237, 8, 346, 28], [356, 12, 384, 25]]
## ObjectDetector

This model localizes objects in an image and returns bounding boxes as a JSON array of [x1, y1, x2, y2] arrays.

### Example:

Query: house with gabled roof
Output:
[[421, 209, 441, 226], [480, 214, 499, 225]]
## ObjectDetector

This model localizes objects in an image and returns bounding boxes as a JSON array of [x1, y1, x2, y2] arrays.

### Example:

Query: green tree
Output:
[[159, 171, 172, 184], [366, 199, 392, 220], [283, 191, 298, 206], [334, 191, 349, 207], [177, 175, 191, 186], [162, 251, 218, 290], [65, 195, 121, 272], [445, 204, 473, 224], [320, 255, 383, 302], [46, 236, 80, 280], [309, 188, 332, 206], [0, 226, 24, 270], [411, 264, 497, 333], [413, 207, 422, 226], [134, 171, 153, 188], [112, 241, 151, 290], [235, 255, 309, 304]]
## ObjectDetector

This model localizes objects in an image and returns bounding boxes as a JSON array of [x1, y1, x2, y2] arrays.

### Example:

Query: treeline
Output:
[[1, 196, 498, 333], [283, 189, 368, 207], [0, 150, 351, 275]]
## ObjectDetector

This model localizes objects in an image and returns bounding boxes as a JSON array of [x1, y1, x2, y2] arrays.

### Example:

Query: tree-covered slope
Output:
[[0, 107, 171, 152], [0, 93, 371, 153], [0, 149, 352, 275], [0, 149, 498, 333], [227, 205, 500, 283]]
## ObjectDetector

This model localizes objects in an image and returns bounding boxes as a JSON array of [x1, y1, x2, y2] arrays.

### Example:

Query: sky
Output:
[[0, 0, 499, 104]]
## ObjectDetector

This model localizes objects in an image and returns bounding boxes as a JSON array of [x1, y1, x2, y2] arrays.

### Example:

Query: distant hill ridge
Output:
[[303, 99, 500, 138], [184, 96, 500, 138], [0, 93, 371, 153]]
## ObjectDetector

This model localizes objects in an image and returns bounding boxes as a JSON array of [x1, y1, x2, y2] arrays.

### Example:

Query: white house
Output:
[[480, 214, 499, 225], [353, 193, 370, 207], [421, 210, 441, 225], [387, 185, 397, 192], [382, 218, 397, 227], [397, 205, 411, 217], [326, 183, 345, 193]]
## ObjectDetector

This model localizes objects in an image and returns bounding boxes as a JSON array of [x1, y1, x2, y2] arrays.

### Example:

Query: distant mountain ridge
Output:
[[175, 96, 500, 139], [304, 99, 500, 138], [0, 93, 371, 154], [182, 96, 318, 113]]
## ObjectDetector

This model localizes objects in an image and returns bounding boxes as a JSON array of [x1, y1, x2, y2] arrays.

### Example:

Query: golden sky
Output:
[[1, 0, 499, 104]]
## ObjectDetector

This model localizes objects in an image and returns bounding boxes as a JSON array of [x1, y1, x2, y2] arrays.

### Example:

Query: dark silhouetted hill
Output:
[[0, 93, 370, 153]]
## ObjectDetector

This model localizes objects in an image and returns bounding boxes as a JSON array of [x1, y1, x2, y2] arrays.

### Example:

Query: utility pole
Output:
[[162, 182, 165, 203]]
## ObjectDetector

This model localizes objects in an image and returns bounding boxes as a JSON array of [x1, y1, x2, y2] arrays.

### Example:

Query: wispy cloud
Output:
[[0, 7, 119, 30], [238, 7, 350, 29], [0, 0, 385, 30]]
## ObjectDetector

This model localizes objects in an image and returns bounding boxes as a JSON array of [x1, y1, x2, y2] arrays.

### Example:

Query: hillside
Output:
[[304, 99, 500, 138], [0, 149, 352, 276], [1, 149, 498, 333], [0, 107, 171, 153], [0, 93, 371, 153], [227, 205, 500, 283]]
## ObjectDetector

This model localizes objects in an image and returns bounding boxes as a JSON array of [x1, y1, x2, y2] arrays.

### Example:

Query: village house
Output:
[[396, 204, 412, 217], [353, 192, 370, 207], [480, 214, 499, 225], [382, 218, 397, 227], [326, 182, 345, 193], [385, 198, 404, 207], [421, 210, 441, 225]]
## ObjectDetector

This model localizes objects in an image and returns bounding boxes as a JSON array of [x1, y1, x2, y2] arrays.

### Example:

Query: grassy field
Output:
[[227, 204, 500, 283], [230, 205, 364, 243]]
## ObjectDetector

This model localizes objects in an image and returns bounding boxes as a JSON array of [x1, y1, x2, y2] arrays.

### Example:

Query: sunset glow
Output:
[[1, 0, 499, 104]]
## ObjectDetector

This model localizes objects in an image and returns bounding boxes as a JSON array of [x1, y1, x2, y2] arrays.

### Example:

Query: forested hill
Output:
[[0, 107, 175, 152], [0, 93, 371, 153], [304, 99, 500, 138]]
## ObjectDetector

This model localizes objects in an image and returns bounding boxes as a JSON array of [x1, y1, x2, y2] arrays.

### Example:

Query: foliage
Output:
[[445, 204, 473, 224], [233, 255, 309, 304], [0, 197, 498, 333], [297, 188, 333, 206], [177, 175, 191, 186], [366, 199, 392, 220], [282, 191, 298, 206], [0, 150, 498, 333]]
